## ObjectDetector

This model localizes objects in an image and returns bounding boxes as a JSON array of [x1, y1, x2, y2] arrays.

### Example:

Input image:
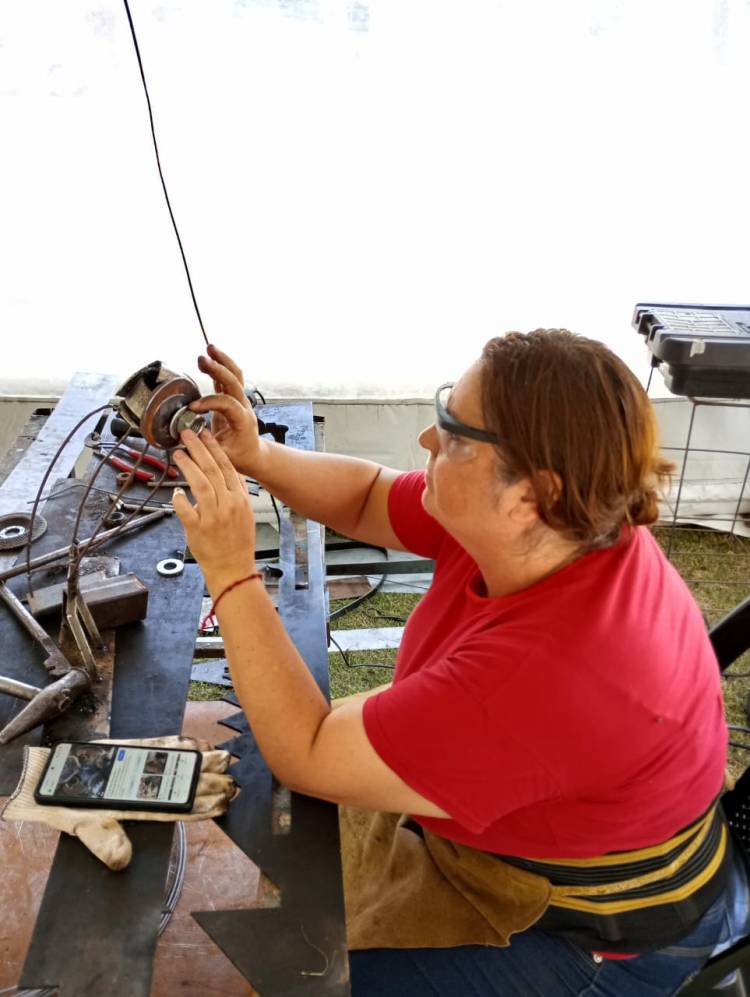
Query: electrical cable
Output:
[[328, 632, 396, 672], [326, 542, 389, 621], [158, 821, 187, 936], [370, 609, 408, 624], [121, 0, 209, 346], [269, 493, 282, 534], [254, 539, 398, 621]]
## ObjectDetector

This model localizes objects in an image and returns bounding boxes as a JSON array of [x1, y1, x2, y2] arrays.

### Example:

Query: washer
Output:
[[157, 557, 184, 577]]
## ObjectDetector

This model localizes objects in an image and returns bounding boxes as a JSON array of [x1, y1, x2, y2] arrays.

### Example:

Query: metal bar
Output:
[[0, 582, 72, 678], [666, 402, 698, 559], [326, 559, 435, 576], [0, 669, 91, 746], [729, 454, 750, 538], [0, 675, 41, 701], [687, 397, 750, 410], [0, 510, 167, 583], [661, 446, 750, 458]]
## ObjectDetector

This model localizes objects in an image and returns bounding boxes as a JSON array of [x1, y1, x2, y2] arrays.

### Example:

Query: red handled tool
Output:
[[94, 447, 178, 482], [100, 453, 155, 482], [118, 446, 179, 479]]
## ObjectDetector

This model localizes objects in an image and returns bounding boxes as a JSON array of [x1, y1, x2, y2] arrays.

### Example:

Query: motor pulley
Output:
[[111, 361, 205, 449]]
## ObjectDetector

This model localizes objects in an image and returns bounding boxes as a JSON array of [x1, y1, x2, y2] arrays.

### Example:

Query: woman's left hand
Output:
[[171, 429, 257, 596]]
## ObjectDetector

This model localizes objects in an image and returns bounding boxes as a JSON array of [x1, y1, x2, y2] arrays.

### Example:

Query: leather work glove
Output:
[[1, 735, 237, 871]]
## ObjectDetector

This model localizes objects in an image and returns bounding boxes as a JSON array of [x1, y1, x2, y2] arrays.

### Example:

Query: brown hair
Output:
[[480, 329, 673, 549]]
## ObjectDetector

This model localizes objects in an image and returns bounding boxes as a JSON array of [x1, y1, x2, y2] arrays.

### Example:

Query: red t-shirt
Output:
[[362, 470, 727, 858]]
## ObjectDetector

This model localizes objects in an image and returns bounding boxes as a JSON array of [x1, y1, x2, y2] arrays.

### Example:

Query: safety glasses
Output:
[[434, 383, 500, 445]]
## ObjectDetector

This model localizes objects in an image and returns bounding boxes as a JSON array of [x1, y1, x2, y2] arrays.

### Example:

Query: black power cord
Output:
[[329, 632, 396, 672], [121, 0, 209, 346]]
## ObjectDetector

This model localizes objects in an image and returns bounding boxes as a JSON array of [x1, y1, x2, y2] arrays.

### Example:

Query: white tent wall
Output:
[[3, 392, 750, 534], [1, 1, 749, 399]]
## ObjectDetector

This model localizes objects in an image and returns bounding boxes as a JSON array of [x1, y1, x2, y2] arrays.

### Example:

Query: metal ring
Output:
[[0, 525, 25, 541], [157, 558, 184, 577], [0, 512, 48, 551]]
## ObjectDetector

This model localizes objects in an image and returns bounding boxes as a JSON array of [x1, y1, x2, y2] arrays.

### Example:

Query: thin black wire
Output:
[[25, 404, 110, 598], [80, 449, 174, 561], [328, 632, 395, 671], [121, 0, 209, 346], [269, 493, 282, 533], [370, 609, 408, 624], [69, 428, 149, 553]]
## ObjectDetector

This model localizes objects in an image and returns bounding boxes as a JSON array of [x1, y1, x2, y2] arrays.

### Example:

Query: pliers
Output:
[[94, 447, 179, 481], [118, 446, 180, 479]]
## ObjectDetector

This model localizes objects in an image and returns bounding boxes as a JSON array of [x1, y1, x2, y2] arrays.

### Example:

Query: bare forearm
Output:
[[249, 441, 388, 536], [214, 579, 330, 785]]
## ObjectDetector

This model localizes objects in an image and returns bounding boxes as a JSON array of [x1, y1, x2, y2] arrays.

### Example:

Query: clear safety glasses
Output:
[[433, 383, 500, 463]]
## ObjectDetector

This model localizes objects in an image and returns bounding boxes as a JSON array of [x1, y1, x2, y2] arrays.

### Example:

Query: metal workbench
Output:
[[0, 377, 348, 996]]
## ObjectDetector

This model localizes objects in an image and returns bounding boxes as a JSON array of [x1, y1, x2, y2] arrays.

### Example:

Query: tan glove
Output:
[[1, 735, 236, 871]]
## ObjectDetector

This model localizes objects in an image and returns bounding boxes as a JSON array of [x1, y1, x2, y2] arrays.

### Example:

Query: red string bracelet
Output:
[[201, 572, 263, 630]]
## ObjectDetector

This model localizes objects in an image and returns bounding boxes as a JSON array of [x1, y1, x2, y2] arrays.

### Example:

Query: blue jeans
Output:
[[349, 844, 750, 997]]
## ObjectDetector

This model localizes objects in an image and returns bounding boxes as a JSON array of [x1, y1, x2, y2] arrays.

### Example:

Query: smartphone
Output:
[[34, 741, 201, 813]]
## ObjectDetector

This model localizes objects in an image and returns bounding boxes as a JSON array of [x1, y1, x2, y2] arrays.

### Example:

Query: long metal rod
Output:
[[667, 402, 698, 559], [0, 510, 167, 583], [0, 675, 41, 701], [0, 583, 64, 661]]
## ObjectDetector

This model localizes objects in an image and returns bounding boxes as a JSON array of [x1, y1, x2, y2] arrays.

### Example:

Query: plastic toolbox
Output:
[[632, 303, 750, 398]]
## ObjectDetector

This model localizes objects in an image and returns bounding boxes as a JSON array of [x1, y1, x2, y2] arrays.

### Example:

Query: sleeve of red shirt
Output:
[[387, 469, 446, 559], [363, 639, 561, 834]]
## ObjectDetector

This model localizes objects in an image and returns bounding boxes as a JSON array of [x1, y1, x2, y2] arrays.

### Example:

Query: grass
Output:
[[188, 524, 750, 777], [188, 678, 231, 702]]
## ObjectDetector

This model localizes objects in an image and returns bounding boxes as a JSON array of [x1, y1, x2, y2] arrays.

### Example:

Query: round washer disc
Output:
[[0, 512, 48, 551], [157, 557, 184, 577]]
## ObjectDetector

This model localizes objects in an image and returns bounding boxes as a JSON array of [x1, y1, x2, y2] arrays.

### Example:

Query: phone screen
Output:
[[36, 742, 200, 809]]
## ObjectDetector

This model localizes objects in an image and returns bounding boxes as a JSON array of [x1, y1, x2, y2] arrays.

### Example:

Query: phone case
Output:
[[33, 741, 202, 813]]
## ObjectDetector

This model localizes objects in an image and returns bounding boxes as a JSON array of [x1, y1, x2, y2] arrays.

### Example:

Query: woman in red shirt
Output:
[[171, 330, 750, 995]]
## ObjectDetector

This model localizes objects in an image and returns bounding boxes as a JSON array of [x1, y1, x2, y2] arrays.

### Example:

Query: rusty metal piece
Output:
[[63, 552, 105, 685], [112, 362, 205, 450], [30, 573, 148, 629], [48, 629, 116, 743], [0, 583, 73, 678], [0, 512, 48, 551], [0, 669, 91, 745]]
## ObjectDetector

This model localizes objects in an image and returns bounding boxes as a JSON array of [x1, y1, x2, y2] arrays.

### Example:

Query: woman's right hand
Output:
[[189, 345, 269, 478]]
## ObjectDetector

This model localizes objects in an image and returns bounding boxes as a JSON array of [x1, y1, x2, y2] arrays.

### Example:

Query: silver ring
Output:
[[0, 525, 26, 541], [157, 558, 184, 577]]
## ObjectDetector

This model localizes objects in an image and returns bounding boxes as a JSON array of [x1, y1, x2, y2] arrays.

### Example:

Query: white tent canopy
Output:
[[2, 1, 749, 399]]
